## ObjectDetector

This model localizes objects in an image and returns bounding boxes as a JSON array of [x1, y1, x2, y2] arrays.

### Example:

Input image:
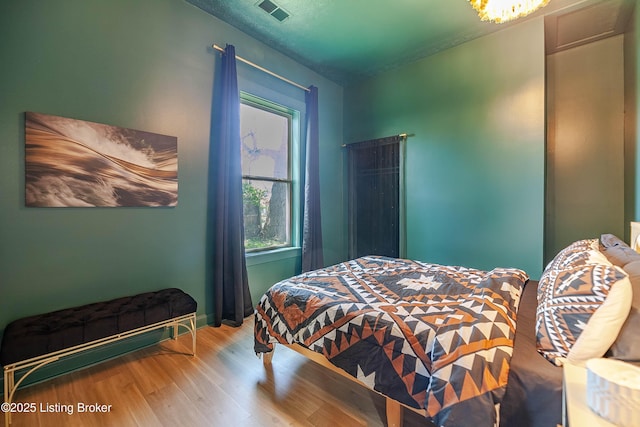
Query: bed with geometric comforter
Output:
[[254, 256, 529, 427]]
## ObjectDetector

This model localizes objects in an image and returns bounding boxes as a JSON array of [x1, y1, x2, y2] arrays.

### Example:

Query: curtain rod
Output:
[[212, 44, 310, 93], [342, 133, 412, 148]]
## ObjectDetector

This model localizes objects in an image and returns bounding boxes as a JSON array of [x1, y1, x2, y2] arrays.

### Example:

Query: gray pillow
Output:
[[601, 233, 627, 248], [609, 259, 640, 361], [600, 234, 640, 267], [610, 309, 640, 361]]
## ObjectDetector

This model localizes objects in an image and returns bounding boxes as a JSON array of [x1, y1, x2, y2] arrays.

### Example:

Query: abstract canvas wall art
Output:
[[25, 112, 178, 207]]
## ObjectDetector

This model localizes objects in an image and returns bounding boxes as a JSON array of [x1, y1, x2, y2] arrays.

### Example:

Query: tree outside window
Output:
[[240, 96, 293, 251]]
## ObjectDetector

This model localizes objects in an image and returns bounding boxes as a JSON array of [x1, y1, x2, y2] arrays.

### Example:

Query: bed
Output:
[[254, 235, 638, 427], [499, 279, 562, 427]]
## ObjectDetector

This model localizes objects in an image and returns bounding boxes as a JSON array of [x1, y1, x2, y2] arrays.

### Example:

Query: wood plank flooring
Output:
[[2, 321, 428, 427]]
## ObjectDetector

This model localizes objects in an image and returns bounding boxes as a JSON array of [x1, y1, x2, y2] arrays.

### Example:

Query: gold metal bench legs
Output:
[[170, 313, 197, 356], [3, 313, 196, 425]]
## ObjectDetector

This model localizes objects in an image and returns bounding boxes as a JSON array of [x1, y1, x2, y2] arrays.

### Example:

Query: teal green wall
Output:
[[0, 0, 344, 379], [345, 18, 545, 278]]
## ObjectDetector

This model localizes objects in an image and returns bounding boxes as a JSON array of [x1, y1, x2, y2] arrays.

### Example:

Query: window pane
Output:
[[240, 103, 289, 180], [243, 179, 290, 250]]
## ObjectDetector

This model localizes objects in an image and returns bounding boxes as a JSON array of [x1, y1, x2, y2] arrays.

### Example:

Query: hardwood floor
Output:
[[2, 321, 428, 427]]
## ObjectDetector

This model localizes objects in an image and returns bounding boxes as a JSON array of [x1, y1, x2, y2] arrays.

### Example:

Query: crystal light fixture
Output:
[[468, 0, 551, 23]]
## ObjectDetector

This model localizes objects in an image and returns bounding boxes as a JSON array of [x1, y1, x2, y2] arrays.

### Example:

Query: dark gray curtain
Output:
[[301, 85, 324, 272], [208, 44, 253, 326], [347, 135, 401, 259]]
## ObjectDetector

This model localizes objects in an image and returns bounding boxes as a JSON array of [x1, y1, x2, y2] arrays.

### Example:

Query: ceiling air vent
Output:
[[256, 0, 290, 22]]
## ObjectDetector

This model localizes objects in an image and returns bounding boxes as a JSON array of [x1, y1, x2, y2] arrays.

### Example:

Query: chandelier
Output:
[[468, 0, 551, 23]]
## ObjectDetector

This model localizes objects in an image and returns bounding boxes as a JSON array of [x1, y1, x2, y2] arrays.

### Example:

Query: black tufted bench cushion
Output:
[[2, 288, 197, 425], [0, 288, 196, 367]]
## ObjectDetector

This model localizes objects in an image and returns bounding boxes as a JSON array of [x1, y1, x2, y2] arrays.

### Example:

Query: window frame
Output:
[[240, 92, 300, 254]]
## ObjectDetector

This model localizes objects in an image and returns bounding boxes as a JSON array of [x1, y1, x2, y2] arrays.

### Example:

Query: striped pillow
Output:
[[536, 261, 632, 365], [544, 239, 600, 272]]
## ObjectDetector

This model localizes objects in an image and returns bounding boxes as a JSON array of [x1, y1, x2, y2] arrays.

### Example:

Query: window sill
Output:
[[245, 247, 301, 267]]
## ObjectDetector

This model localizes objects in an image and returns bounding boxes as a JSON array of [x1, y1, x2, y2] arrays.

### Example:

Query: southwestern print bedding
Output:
[[254, 256, 529, 426]]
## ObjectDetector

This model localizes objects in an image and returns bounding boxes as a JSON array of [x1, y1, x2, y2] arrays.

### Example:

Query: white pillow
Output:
[[567, 273, 632, 365]]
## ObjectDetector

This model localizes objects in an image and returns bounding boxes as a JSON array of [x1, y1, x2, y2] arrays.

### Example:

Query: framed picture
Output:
[[25, 112, 177, 207]]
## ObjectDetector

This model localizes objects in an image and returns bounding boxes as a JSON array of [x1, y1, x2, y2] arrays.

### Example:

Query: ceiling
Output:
[[186, 0, 635, 85]]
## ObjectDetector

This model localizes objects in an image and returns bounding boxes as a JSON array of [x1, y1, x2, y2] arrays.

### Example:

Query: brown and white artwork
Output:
[[25, 112, 177, 207]]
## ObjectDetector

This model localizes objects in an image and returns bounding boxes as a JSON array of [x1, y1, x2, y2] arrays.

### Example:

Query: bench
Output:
[[0, 288, 197, 425]]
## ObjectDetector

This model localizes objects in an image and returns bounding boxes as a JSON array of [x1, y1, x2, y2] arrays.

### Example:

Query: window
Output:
[[240, 93, 298, 252]]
